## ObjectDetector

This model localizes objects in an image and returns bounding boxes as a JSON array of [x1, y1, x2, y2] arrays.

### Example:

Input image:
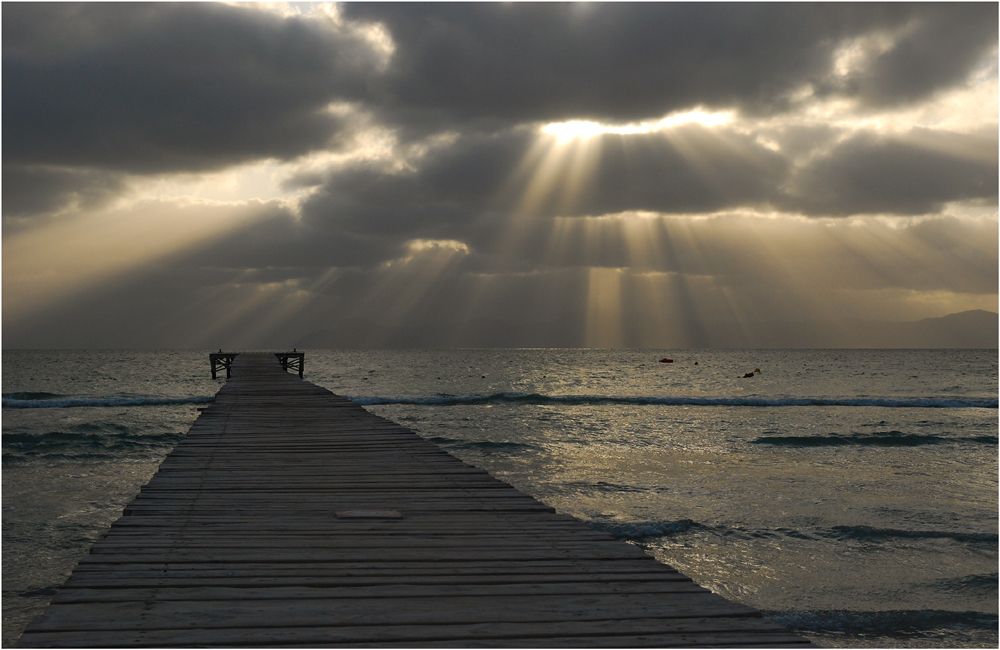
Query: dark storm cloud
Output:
[[162, 206, 406, 272], [783, 129, 999, 216], [3, 2, 383, 173], [2, 165, 125, 220], [4, 2, 996, 181], [833, 3, 999, 106], [300, 130, 527, 239], [343, 2, 996, 128], [300, 117, 998, 249], [299, 124, 789, 249]]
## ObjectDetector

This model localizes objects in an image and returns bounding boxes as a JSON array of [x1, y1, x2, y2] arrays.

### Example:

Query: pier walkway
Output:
[[20, 353, 810, 647]]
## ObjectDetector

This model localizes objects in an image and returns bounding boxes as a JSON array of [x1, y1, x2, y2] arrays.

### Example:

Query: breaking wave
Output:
[[752, 431, 998, 446], [348, 392, 997, 408], [826, 525, 998, 545], [3, 393, 214, 409], [765, 608, 999, 637], [586, 520, 998, 546], [588, 518, 707, 539], [3, 426, 185, 460], [423, 435, 538, 452], [931, 573, 999, 594]]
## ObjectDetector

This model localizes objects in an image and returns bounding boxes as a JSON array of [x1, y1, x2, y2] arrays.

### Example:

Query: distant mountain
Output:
[[295, 310, 998, 349]]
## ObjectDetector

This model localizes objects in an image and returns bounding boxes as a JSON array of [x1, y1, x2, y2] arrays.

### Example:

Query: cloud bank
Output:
[[3, 2, 997, 348]]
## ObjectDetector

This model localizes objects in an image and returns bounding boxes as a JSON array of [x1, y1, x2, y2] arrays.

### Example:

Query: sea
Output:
[[3, 348, 997, 648]]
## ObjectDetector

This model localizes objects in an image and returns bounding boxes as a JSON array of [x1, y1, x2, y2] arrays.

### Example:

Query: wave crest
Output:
[[3, 427, 185, 461], [752, 432, 997, 447], [765, 609, 999, 635], [828, 525, 998, 544], [2, 394, 214, 409], [348, 392, 997, 409], [588, 518, 704, 539]]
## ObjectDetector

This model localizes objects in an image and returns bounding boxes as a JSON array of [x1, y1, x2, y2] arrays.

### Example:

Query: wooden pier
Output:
[[19, 353, 810, 647]]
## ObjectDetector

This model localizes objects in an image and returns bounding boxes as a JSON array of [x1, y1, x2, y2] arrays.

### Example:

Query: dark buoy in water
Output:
[[694, 361, 698, 365], [659, 358, 673, 363]]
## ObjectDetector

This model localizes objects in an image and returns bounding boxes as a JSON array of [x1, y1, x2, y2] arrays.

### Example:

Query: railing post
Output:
[[274, 350, 304, 378], [210, 351, 237, 379]]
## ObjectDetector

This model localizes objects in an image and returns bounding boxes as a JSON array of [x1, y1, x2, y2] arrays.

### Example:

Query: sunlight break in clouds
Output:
[[2, 3, 996, 348], [522, 110, 736, 214], [542, 109, 736, 142]]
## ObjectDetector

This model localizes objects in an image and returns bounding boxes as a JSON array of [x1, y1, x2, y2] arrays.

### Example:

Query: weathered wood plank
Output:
[[77, 549, 655, 563], [62, 572, 690, 589], [51, 580, 712, 604], [66, 558, 676, 575], [26, 592, 761, 631], [16, 617, 806, 648]]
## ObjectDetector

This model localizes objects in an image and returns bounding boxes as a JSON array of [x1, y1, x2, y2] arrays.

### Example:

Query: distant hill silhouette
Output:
[[296, 310, 998, 349]]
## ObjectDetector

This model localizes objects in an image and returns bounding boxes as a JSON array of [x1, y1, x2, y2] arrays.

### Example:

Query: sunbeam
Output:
[[510, 132, 603, 216], [3, 198, 280, 323], [584, 266, 625, 347], [347, 239, 471, 342]]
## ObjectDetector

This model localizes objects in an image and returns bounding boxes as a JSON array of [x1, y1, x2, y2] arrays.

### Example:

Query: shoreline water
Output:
[[3, 349, 997, 647]]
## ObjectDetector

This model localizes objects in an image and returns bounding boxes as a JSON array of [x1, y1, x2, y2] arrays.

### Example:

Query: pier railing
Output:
[[210, 350, 304, 378], [209, 351, 237, 379], [275, 351, 304, 377]]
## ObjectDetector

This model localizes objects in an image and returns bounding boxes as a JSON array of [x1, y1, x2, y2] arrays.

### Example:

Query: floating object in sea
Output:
[[742, 372, 755, 378], [659, 358, 674, 363]]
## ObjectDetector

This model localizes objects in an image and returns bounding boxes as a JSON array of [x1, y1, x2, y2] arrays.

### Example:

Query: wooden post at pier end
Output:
[[275, 349, 304, 377], [211, 351, 304, 379], [208, 350, 237, 379]]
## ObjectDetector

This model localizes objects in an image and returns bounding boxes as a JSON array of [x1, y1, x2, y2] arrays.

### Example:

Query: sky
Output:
[[3, 2, 998, 349]]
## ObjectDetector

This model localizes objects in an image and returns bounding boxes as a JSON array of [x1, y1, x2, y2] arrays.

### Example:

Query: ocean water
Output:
[[3, 348, 997, 647]]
